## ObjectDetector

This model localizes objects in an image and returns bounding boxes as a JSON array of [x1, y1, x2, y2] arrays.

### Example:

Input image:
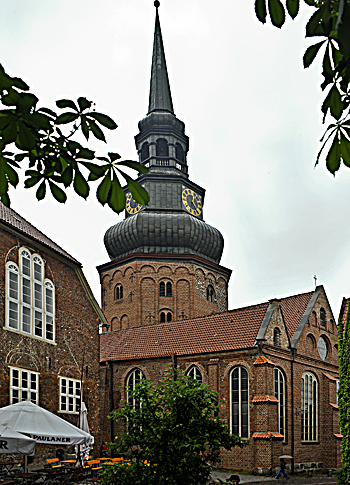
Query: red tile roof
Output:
[[323, 372, 338, 381], [334, 433, 343, 439], [0, 202, 79, 264], [279, 290, 314, 337], [100, 302, 269, 362], [251, 432, 284, 439], [252, 395, 279, 403], [100, 289, 317, 363], [253, 356, 275, 366], [329, 403, 339, 410]]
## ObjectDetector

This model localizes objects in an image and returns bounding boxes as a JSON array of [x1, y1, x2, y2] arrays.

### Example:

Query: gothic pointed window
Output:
[[187, 366, 202, 383], [127, 369, 145, 410], [301, 372, 318, 441], [320, 307, 326, 327], [6, 248, 55, 342], [230, 366, 249, 438], [274, 368, 285, 438], [156, 138, 168, 157], [141, 142, 149, 162], [175, 143, 184, 163]]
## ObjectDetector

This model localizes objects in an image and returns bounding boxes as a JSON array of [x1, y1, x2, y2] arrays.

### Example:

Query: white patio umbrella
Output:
[[0, 401, 94, 447], [75, 402, 92, 462], [0, 424, 36, 455]]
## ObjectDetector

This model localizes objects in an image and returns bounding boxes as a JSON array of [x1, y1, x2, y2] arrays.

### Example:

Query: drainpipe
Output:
[[291, 348, 296, 475], [108, 361, 114, 443]]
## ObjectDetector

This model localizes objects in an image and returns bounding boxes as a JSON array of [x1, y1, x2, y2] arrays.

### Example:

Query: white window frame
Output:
[[230, 366, 249, 439], [274, 368, 285, 439], [301, 372, 318, 442], [127, 369, 145, 410], [186, 366, 203, 383], [59, 377, 81, 414], [10, 367, 39, 405], [5, 247, 55, 342]]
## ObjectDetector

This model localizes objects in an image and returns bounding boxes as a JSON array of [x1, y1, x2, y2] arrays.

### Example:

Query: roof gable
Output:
[[256, 300, 290, 349]]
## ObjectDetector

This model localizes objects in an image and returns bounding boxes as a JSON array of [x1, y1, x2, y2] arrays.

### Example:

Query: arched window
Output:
[[274, 368, 285, 438], [156, 138, 169, 157], [160, 311, 172, 323], [127, 369, 145, 410], [141, 142, 149, 162], [312, 311, 317, 326], [273, 328, 281, 347], [175, 143, 184, 163], [6, 248, 55, 342], [187, 366, 202, 383], [320, 307, 326, 327], [207, 285, 215, 302], [230, 367, 249, 438], [115, 284, 123, 300], [160, 281, 172, 297], [301, 372, 318, 441]]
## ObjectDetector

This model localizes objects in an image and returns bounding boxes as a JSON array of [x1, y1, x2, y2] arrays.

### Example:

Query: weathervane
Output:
[[313, 275, 317, 289]]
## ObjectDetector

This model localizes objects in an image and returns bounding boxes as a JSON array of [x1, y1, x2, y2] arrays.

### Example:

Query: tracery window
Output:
[[274, 368, 285, 438], [230, 366, 249, 438], [127, 369, 145, 410], [186, 366, 202, 383], [6, 248, 55, 342], [59, 377, 81, 414], [115, 284, 123, 300], [10, 367, 38, 404], [301, 372, 318, 441]]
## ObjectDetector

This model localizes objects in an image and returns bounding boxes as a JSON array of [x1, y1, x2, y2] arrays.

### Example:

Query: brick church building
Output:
[[99, 4, 341, 475], [0, 202, 105, 457]]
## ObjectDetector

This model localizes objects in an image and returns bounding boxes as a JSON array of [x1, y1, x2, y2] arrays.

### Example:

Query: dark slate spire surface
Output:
[[148, 6, 174, 114]]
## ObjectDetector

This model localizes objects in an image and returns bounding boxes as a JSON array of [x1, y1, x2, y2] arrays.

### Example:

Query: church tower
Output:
[[98, 3, 231, 331]]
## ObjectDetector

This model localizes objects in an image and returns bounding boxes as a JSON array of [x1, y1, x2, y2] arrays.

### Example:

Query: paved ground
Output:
[[210, 470, 337, 484]]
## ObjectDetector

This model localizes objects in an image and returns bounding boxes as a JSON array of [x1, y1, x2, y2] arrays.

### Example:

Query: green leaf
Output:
[[303, 41, 325, 68], [2, 87, 21, 106], [38, 107, 57, 117], [286, 0, 299, 19], [56, 99, 78, 111], [88, 112, 118, 130], [16, 121, 36, 150], [0, 192, 10, 206], [108, 177, 126, 213], [24, 174, 42, 188], [16, 93, 38, 114], [48, 181, 67, 203], [83, 162, 106, 177], [55, 112, 79, 124], [326, 135, 341, 174], [108, 152, 121, 161], [23, 112, 51, 131], [255, 0, 267, 23], [117, 159, 149, 175], [88, 118, 106, 142], [76, 148, 95, 160], [0, 64, 29, 91], [331, 42, 343, 67], [3, 160, 19, 186], [97, 172, 112, 205], [268, 0, 285, 28], [2, 120, 18, 144], [36, 180, 46, 200], [81, 115, 89, 141], [306, 5, 327, 38], [340, 135, 350, 167], [73, 169, 89, 199], [61, 165, 73, 187], [322, 44, 333, 79], [127, 179, 150, 206], [322, 85, 344, 120], [77, 97, 92, 112]]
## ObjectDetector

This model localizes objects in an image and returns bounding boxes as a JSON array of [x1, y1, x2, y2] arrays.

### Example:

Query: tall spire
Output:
[[148, 2, 174, 114]]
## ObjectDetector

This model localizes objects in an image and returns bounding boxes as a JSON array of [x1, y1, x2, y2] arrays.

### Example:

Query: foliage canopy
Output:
[[255, 0, 350, 175], [101, 368, 246, 485], [0, 63, 149, 212]]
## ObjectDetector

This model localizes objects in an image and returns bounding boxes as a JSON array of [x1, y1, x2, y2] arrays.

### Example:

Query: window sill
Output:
[[4, 327, 56, 345], [301, 441, 319, 445], [58, 411, 79, 415]]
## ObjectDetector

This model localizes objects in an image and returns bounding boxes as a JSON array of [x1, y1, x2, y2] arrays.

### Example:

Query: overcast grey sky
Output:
[[2, 0, 350, 318]]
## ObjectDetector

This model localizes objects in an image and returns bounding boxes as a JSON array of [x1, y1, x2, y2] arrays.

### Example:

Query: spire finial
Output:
[[154, 1, 160, 8]]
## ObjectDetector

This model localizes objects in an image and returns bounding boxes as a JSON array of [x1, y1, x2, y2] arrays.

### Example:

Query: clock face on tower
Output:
[[182, 187, 202, 217], [125, 191, 143, 215]]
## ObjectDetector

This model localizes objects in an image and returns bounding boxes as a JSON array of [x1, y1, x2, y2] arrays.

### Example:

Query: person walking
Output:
[[275, 458, 289, 479]]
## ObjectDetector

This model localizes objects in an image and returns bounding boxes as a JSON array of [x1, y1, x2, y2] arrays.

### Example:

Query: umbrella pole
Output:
[[24, 455, 28, 473]]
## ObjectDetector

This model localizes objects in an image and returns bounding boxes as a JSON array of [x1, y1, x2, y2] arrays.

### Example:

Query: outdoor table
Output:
[[0, 480, 15, 485], [0, 463, 19, 475], [9, 472, 39, 484], [60, 460, 76, 465]]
